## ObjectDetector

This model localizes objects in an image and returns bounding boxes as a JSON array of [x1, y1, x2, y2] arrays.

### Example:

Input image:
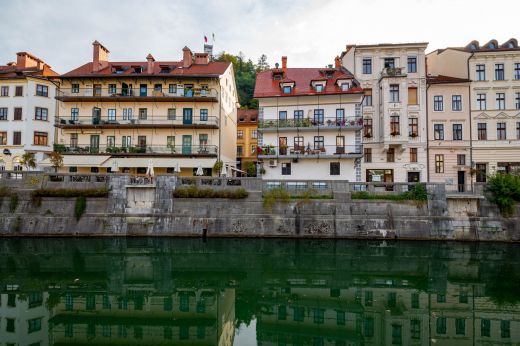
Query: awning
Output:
[[230, 166, 246, 174], [101, 157, 216, 168], [40, 155, 110, 167]]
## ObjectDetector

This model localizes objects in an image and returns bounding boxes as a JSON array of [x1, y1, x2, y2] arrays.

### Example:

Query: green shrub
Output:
[[486, 174, 520, 216], [263, 188, 291, 209], [351, 184, 428, 202], [74, 196, 86, 221], [31, 187, 110, 199], [9, 194, 19, 213], [173, 186, 248, 199]]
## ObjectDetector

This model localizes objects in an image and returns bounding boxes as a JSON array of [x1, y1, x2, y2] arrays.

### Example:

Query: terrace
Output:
[[257, 145, 362, 159], [259, 116, 362, 132], [55, 87, 218, 102], [53, 144, 218, 157], [55, 115, 219, 129]]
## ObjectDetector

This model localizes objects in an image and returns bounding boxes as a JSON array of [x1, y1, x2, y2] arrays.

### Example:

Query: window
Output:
[[138, 108, 147, 120], [364, 317, 374, 337], [337, 310, 345, 325], [199, 134, 208, 146], [459, 291, 468, 303], [34, 131, 48, 146], [517, 122, 520, 139], [294, 110, 304, 120], [384, 58, 395, 69], [408, 118, 418, 137], [123, 108, 133, 120], [282, 162, 291, 175], [477, 93, 487, 110], [168, 84, 177, 93], [411, 319, 421, 340], [330, 162, 340, 175], [495, 63, 505, 80], [282, 85, 292, 93], [516, 92, 520, 110], [476, 163, 487, 182], [315, 84, 324, 92], [387, 148, 395, 162], [70, 133, 78, 147], [456, 318, 466, 335], [434, 124, 444, 140], [411, 293, 419, 308], [251, 130, 258, 139], [1, 86, 9, 96], [71, 84, 79, 93], [0, 131, 6, 145], [452, 95, 462, 111], [457, 154, 466, 166], [390, 115, 400, 135], [496, 93, 505, 110], [408, 56, 417, 73], [434, 95, 443, 111], [476, 64, 486, 80], [167, 108, 176, 120], [364, 118, 373, 137], [341, 83, 349, 91], [313, 308, 324, 324], [392, 324, 402, 345], [478, 123, 487, 140], [15, 86, 23, 96], [6, 318, 15, 332], [410, 148, 417, 163], [36, 84, 48, 97], [237, 130, 243, 139], [154, 84, 162, 92], [28, 318, 42, 333], [389, 84, 399, 102], [515, 63, 520, 80], [336, 108, 345, 123], [363, 58, 372, 74], [436, 318, 446, 335], [237, 146, 243, 157], [363, 89, 373, 106], [70, 108, 79, 121], [497, 122, 506, 140], [435, 154, 444, 173], [314, 109, 324, 125], [166, 136, 175, 149], [107, 136, 115, 147], [365, 291, 373, 306], [501, 320, 511, 338], [279, 111, 287, 121], [200, 109, 208, 121], [408, 87, 418, 105], [35, 107, 48, 121], [453, 124, 463, 140], [278, 305, 287, 320], [13, 107, 22, 120], [13, 131, 21, 145], [364, 148, 372, 163], [107, 109, 116, 121], [314, 136, 324, 150], [294, 306, 304, 322], [108, 84, 117, 94], [0, 107, 7, 120]]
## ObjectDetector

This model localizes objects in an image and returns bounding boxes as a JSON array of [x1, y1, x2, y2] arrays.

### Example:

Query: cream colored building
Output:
[[0, 52, 59, 170], [342, 43, 429, 183], [47, 41, 238, 176]]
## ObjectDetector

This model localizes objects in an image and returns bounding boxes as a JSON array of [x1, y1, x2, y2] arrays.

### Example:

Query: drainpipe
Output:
[[426, 82, 430, 182], [218, 82, 222, 163], [467, 52, 475, 192]]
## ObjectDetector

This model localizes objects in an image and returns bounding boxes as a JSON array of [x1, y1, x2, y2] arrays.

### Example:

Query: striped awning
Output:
[[101, 157, 217, 168], [40, 155, 111, 167]]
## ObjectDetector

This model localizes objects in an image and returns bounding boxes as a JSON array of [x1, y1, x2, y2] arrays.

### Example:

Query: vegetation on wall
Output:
[[486, 174, 520, 216], [74, 196, 87, 221], [173, 186, 248, 199], [351, 184, 428, 202], [9, 194, 19, 213], [30, 188, 110, 207]]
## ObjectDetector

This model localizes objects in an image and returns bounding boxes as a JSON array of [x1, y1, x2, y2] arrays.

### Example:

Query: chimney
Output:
[[182, 46, 193, 68], [16, 52, 40, 69], [281, 56, 287, 70], [92, 40, 110, 72], [146, 54, 155, 74], [335, 56, 341, 69], [194, 53, 209, 65]]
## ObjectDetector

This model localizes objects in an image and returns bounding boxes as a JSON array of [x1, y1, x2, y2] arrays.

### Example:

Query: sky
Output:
[[1, 0, 519, 73]]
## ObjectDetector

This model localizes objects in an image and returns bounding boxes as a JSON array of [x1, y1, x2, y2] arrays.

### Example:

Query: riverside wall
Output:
[[0, 173, 519, 241]]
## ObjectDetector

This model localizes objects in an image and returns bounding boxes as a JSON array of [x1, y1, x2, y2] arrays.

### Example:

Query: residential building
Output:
[[427, 38, 520, 183], [0, 52, 58, 170], [426, 75, 471, 192], [236, 109, 258, 176], [342, 43, 429, 183], [254, 56, 364, 181], [47, 41, 238, 175]]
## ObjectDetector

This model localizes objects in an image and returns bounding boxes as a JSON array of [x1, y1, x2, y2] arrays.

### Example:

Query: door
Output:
[[182, 135, 192, 155], [92, 107, 101, 125], [183, 108, 193, 125], [458, 171, 465, 192], [139, 84, 147, 97], [93, 84, 102, 97], [90, 135, 100, 154], [407, 172, 420, 183], [279, 137, 287, 155], [336, 136, 345, 154]]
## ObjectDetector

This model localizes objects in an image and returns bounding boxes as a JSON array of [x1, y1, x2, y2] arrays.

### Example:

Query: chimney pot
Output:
[[282, 56, 287, 70], [182, 46, 193, 68], [335, 56, 341, 69], [92, 40, 110, 73], [146, 54, 155, 74]]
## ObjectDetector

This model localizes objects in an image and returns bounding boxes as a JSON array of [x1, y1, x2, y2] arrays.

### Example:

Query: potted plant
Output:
[[279, 144, 288, 155], [409, 132, 418, 138], [213, 160, 223, 174], [327, 119, 333, 126]]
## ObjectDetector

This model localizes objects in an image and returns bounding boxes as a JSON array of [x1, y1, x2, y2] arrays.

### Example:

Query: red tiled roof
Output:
[[254, 67, 362, 98], [0, 65, 59, 79], [427, 75, 470, 84], [237, 109, 258, 125], [60, 61, 231, 78]]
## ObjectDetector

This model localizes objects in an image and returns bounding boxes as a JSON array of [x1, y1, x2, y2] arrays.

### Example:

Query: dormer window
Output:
[[273, 74, 282, 81], [133, 66, 142, 74], [341, 83, 349, 91], [326, 72, 334, 79], [507, 42, 514, 48], [160, 66, 171, 73], [251, 117, 256, 122], [315, 84, 324, 92], [283, 85, 292, 94], [488, 42, 496, 49], [239, 118, 245, 122], [114, 66, 124, 74]]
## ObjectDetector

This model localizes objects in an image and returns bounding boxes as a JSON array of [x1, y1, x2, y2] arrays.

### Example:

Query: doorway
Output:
[[457, 171, 465, 192], [183, 108, 193, 125], [407, 172, 420, 183], [182, 135, 192, 155]]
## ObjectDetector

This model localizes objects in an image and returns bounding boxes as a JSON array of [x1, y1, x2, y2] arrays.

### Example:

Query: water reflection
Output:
[[0, 238, 519, 345]]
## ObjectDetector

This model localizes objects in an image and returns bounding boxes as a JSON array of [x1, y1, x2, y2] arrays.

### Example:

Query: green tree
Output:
[[19, 152, 36, 171], [256, 54, 270, 72], [246, 162, 257, 177]]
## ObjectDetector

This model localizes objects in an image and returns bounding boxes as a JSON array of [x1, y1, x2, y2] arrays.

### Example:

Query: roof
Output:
[[427, 75, 471, 84], [60, 61, 231, 78], [353, 42, 429, 49], [254, 67, 363, 98], [237, 109, 258, 125], [0, 64, 59, 79], [432, 38, 520, 54]]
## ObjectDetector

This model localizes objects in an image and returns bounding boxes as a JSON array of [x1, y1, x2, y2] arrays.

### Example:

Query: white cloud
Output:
[[0, 0, 519, 72]]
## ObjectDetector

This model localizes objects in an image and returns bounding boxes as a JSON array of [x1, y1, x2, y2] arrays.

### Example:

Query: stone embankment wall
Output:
[[0, 174, 519, 241]]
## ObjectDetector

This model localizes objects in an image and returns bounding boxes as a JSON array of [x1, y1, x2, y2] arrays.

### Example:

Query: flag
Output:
[[204, 36, 208, 43], [212, 33, 215, 42]]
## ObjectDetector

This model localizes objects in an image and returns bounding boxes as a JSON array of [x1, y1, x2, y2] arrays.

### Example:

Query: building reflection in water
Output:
[[0, 238, 519, 346]]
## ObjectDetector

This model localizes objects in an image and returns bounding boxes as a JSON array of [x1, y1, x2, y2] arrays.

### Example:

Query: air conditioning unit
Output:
[[269, 159, 278, 167]]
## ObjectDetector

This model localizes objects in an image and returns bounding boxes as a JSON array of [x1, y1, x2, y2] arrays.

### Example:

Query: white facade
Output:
[[0, 77, 57, 170], [342, 43, 428, 183]]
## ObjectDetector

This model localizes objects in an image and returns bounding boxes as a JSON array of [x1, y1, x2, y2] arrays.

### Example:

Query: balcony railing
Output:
[[257, 145, 362, 158], [56, 87, 218, 100], [54, 144, 218, 156], [259, 116, 363, 129], [380, 67, 406, 78], [55, 115, 219, 127]]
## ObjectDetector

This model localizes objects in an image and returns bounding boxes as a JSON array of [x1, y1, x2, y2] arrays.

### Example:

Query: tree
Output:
[[256, 54, 270, 72], [19, 152, 36, 171], [49, 151, 64, 173], [246, 162, 257, 177]]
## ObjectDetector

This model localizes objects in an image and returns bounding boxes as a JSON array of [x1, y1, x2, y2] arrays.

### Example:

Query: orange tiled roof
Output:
[[0, 64, 59, 79], [237, 109, 258, 125], [427, 75, 471, 84]]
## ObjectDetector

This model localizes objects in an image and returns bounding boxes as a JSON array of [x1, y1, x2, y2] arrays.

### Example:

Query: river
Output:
[[0, 238, 519, 345]]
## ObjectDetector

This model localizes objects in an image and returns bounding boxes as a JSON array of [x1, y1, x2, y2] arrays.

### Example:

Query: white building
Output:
[[0, 52, 58, 171], [342, 43, 428, 183], [254, 56, 364, 181]]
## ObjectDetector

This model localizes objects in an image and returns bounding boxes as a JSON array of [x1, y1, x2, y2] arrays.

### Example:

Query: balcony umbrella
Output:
[[110, 159, 119, 173], [174, 162, 181, 174], [220, 163, 227, 177], [196, 165, 204, 176], [146, 159, 155, 177]]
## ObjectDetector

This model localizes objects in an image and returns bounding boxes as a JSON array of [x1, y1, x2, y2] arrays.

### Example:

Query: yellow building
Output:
[[236, 109, 258, 176], [47, 41, 238, 176]]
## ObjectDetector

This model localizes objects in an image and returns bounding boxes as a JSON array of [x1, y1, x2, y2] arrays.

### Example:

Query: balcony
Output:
[[257, 145, 362, 159], [380, 67, 407, 78], [259, 116, 363, 132], [55, 116, 219, 129], [54, 144, 218, 157], [55, 87, 218, 102]]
